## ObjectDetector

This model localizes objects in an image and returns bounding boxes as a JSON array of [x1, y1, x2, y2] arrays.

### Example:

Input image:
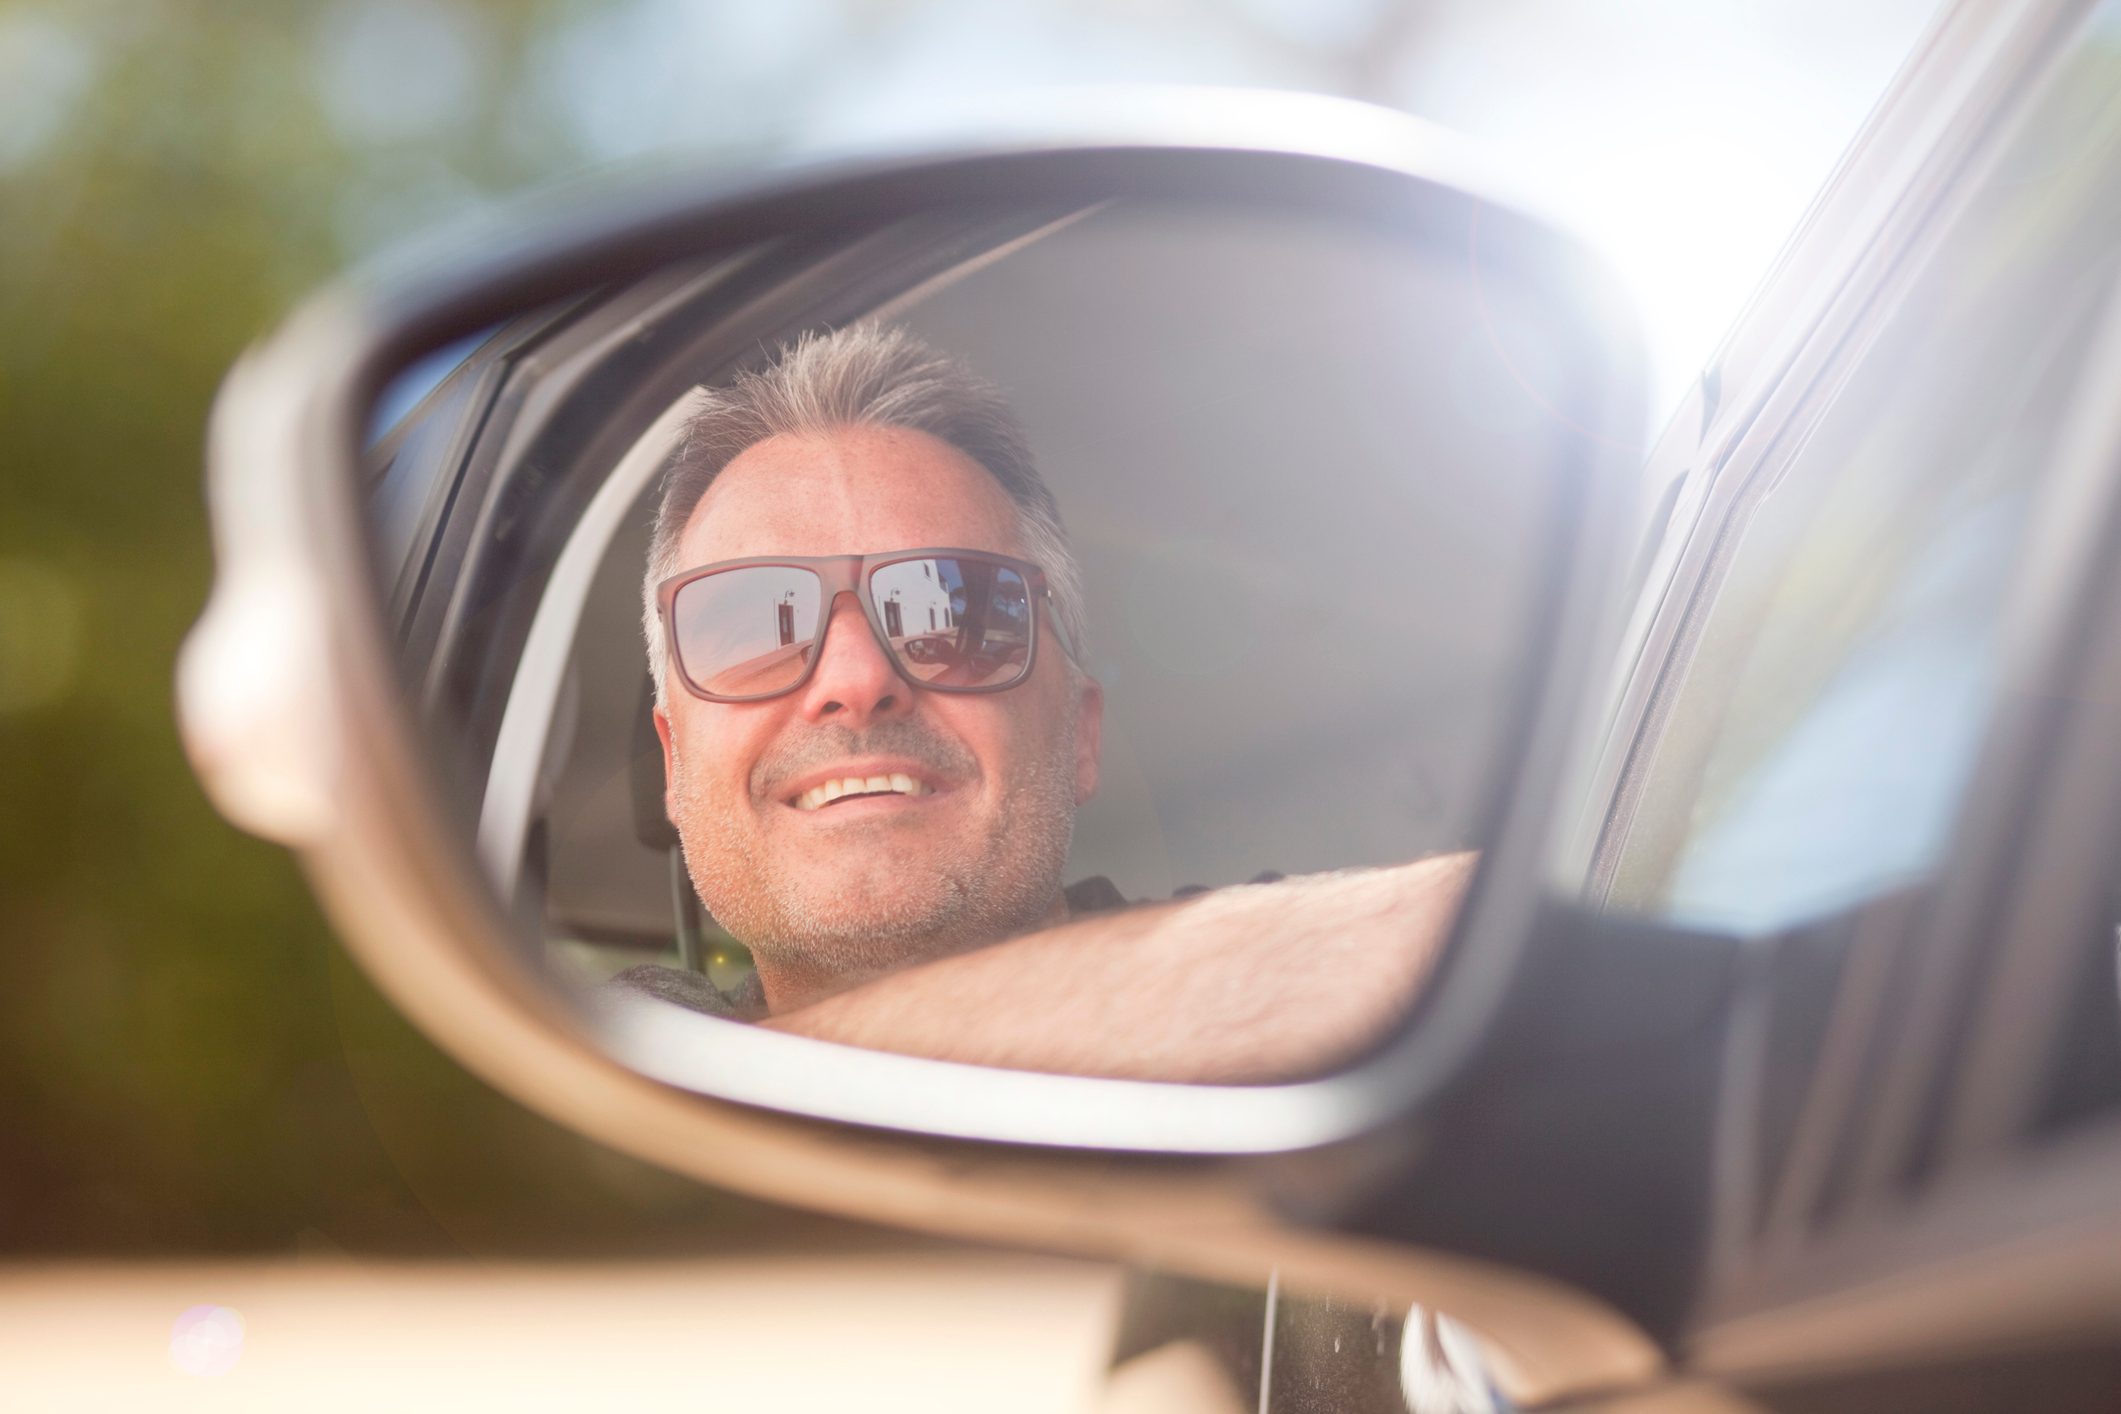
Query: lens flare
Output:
[[169, 1304, 245, 1377]]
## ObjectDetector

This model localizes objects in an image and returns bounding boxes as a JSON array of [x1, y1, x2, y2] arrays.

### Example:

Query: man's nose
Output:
[[795, 592, 906, 724]]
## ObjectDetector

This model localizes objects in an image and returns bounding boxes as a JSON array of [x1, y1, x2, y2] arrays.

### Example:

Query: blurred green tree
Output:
[[0, 0, 1436, 1255], [0, 0, 821, 1255]]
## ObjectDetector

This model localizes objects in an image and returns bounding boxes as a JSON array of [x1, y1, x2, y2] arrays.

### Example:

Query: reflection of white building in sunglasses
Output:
[[878, 560, 960, 644]]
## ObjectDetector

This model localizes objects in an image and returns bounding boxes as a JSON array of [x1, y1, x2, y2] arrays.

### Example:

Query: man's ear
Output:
[[1073, 675, 1103, 805], [652, 703, 677, 816]]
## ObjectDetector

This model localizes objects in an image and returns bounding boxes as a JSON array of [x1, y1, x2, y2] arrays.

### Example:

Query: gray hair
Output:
[[641, 322, 1087, 703]]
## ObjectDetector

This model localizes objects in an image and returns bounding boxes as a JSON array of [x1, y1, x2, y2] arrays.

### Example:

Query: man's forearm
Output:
[[761, 852, 1478, 1083]]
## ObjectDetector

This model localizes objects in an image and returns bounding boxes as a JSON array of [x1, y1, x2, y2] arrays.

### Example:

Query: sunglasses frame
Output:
[[655, 546, 1053, 703]]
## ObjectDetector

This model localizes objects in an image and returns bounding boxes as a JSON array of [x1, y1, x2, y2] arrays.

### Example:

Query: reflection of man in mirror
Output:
[[623, 323, 1474, 1081], [631, 322, 1103, 1015]]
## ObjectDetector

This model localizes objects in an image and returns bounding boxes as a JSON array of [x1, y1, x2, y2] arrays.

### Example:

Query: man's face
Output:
[[652, 424, 1102, 1006]]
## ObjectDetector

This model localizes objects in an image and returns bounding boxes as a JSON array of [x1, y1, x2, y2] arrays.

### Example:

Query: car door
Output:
[[1097, 1, 2121, 1406], [1561, 0, 2121, 1403]]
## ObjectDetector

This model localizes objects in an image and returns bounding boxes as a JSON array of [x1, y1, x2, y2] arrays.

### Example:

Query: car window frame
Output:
[[364, 306, 577, 634], [1569, 0, 2097, 901]]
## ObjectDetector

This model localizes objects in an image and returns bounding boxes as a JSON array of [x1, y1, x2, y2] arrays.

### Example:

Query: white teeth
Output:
[[793, 774, 930, 810]]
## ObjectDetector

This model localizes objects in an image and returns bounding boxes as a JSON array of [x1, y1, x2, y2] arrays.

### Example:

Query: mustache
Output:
[[752, 717, 978, 800]]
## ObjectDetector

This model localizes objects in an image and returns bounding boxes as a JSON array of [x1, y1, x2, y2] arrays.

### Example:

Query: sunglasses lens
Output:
[[871, 557, 1034, 691], [670, 566, 821, 698]]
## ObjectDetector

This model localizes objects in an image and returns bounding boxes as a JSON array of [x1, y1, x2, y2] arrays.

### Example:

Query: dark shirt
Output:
[[607, 961, 766, 1021]]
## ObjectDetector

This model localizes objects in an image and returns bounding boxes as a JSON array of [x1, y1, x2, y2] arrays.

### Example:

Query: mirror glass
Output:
[[358, 192, 1613, 1089]]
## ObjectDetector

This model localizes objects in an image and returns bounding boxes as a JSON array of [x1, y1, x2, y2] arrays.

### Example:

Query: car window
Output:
[[1603, 11, 2121, 935], [363, 325, 505, 610]]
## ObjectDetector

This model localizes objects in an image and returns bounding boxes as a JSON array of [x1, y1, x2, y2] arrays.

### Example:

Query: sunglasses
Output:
[[655, 548, 1057, 703]]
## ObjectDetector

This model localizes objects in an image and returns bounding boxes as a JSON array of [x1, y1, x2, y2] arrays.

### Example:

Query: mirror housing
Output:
[[179, 90, 1656, 1402]]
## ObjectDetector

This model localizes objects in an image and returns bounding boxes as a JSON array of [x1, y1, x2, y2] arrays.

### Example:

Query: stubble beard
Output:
[[668, 716, 1079, 994]]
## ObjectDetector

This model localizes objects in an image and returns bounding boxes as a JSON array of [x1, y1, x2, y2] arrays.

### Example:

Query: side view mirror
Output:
[[179, 91, 1657, 1403]]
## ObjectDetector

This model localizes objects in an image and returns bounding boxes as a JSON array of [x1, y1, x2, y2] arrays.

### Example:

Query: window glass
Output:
[[1606, 13, 2121, 934], [364, 326, 500, 590]]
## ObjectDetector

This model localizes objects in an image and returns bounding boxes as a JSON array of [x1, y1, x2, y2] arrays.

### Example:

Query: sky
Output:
[[2, 0, 1941, 423], [482, 0, 1943, 424]]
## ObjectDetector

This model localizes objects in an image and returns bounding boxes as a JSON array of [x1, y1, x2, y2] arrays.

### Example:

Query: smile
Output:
[[791, 774, 935, 811]]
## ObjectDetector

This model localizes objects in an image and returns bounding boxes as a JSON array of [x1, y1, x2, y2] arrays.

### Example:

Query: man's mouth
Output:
[[789, 773, 935, 812]]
